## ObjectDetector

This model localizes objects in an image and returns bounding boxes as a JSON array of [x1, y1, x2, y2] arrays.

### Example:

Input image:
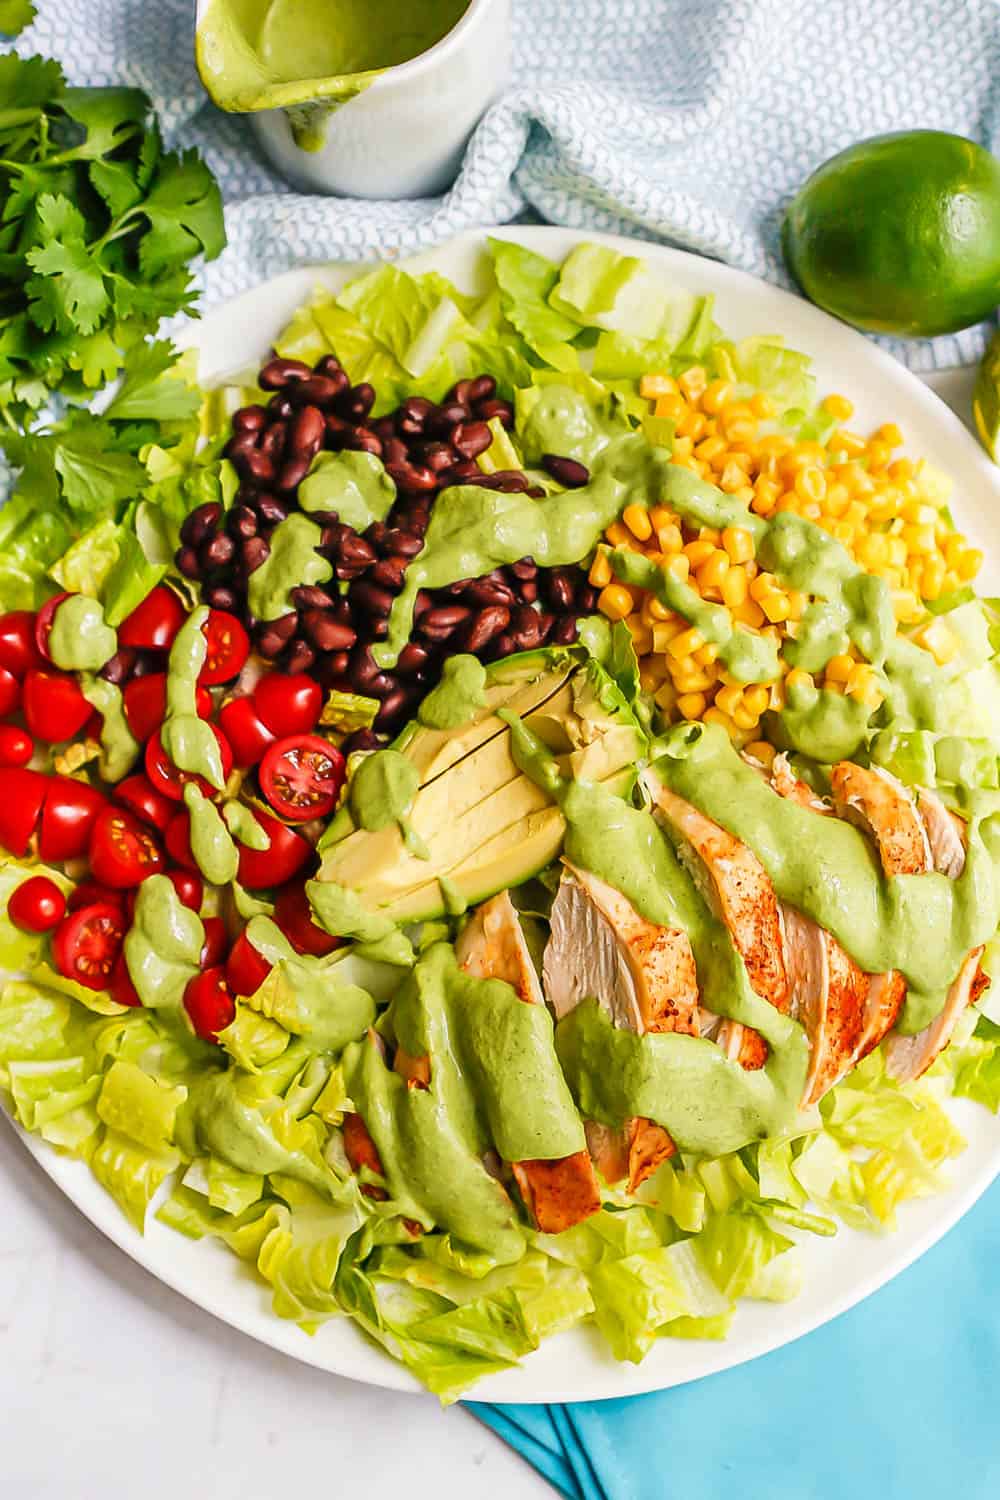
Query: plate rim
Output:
[[8, 223, 1000, 1404]]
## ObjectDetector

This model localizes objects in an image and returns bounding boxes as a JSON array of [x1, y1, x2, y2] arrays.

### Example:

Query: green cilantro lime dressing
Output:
[[124, 875, 204, 1013], [239, 915, 375, 1050], [348, 748, 428, 859], [656, 722, 1000, 1032], [192, 1072, 333, 1194], [222, 800, 271, 850], [247, 514, 332, 623], [79, 675, 140, 783], [160, 606, 226, 790], [299, 450, 397, 532], [306, 877, 416, 968], [184, 783, 239, 886], [47, 595, 117, 672], [773, 675, 875, 761], [417, 654, 488, 729]]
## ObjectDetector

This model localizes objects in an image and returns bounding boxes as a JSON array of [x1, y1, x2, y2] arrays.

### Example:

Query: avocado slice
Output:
[[315, 656, 644, 924]]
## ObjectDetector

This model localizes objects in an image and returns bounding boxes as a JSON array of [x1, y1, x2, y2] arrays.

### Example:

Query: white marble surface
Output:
[[0, 364, 978, 1500]]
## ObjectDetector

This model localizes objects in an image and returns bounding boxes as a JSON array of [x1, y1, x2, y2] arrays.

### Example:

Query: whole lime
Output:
[[783, 131, 1000, 337]]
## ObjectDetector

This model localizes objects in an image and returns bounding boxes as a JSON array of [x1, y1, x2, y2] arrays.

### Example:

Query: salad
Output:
[[1, 233, 999, 1403]]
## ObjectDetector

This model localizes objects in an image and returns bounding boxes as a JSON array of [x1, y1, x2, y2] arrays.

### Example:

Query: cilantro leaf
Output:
[[51, 427, 146, 513], [0, 0, 36, 37], [0, 53, 63, 114], [138, 148, 226, 276], [89, 158, 143, 219], [103, 339, 200, 424], [58, 87, 150, 161], [26, 236, 110, 335]]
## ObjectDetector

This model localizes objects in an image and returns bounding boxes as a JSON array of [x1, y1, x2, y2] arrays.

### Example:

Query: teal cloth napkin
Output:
[[471, 1181, 1000, 1499]]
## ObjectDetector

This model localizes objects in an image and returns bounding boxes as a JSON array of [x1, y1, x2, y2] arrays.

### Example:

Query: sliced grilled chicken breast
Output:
[[917, 789, 967, 878], [544, 864, 699, 1191], [458, 891, 601, 1232]]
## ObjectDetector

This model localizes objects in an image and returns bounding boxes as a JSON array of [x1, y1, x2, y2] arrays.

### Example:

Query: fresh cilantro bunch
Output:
[[0, 52, 226, 428]]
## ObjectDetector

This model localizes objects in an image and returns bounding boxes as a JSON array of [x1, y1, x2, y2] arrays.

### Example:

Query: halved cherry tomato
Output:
[[0, 725, 33, 768], [88, 805, 165, 889], [200, 916, 228, 969], [109, 954, 141, 1008], [237, 810, 311, 890], [184, 966, 235, 1040], [123, 674, 213, 744], [166, 868, 203, 911], [34, 591, 71, 663], [274, 878, 341, 957], [9, 875, 66, 933], [199, 610, 250, 686], [218, 696, 276, 768], [113, 774, 174, 833], [39, 776, 106, 863], [53, 902, 125, 991], [165, 810, 198, 871], [0, 767, 47, 855], [68, 879, 125, 913], [118, 586, 186, 651], [225, 930, 273, 997], [144, 724, 233, 803], [253, 673, 323, 736], [259, 734, 345, 823], [0, 666, 21, 718], [23, 669, 91, 743], [0, 611, 44, 679]]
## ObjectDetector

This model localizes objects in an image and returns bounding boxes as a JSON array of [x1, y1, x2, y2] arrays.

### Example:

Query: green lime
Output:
[[783, 131, 1000, 337], [974, 326, 1000, 461]]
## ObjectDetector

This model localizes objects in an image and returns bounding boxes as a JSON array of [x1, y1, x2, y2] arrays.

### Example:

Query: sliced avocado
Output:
[[315, 657, 644, 924]]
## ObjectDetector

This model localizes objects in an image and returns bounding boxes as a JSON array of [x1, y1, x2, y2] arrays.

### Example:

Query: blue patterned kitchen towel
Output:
[[7, 0, 1000, 371]]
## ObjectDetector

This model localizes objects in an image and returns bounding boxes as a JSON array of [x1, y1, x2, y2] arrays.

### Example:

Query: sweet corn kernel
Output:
[[823, 394, 854, 421], [721, 526, 755, 564], [786, 669, 814, 693], [745, 739, 777, 768], [749, 571, 780, 603], [695, 435, 727, 464], [697, 551, 731, 591], [721, 565, 749, 609], [657, 522, 684, 553], [605, 521, 632, 548], [958, 548, 984, 581], [732, 705, 762, 731], [678, 366, 708, 401], [589, 552, 613, 588], [716, 683, 744, 717], [639, 670, 665, 695], [760, 592, 792, 624], [654, 681, 678, 711], [825, 653, 854, 683], [667, 626, 706, 659], [891, 588, 923, 623], [913, 618, 959, 666], [684, 538, 716, 569], [743, 684, 770, 717], [652, 621, 684, 653], [667, 553, 690, 582], [598, 584, 633, 621], [795, 465, 827, 504], [889, 458, 916, 484], [623, 503, 653, 541], [676, 691, 708, 719], [640, 373, 678, 399], [670, 668, 717, 694], [733, 597, 766, 628], [694, 642, 720, 667], [675, 409, 708, 441], [647, 596, 675, 622], [703, 706, 740, 738], [655, 392, 687, 421], [701, 380, 733, 414], [719, 461, 751, 493], [902, 523, 936, 555], [832, 429, 867, 457], [750, 392, 776, 419], [918, 554, 946, 601], [751, 477, 780, 516], [876, 422, 904, 449], [786, 590, 806, 621]]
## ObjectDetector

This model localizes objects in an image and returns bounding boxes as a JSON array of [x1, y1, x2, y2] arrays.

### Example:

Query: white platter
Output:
[[7, 226, 1000, 1403]]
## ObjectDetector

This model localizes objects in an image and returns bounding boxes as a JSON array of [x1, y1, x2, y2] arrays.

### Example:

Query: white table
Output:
[[0, 365, 976, 1500]]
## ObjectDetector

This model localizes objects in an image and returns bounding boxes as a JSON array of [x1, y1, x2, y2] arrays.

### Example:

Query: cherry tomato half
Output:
[[183, 966, 235, 1041], [259, 734, 345, 823], [88, 805, 165, 889], [34, 592, 71, 663], [8, 875, 66, 933], [109, 954, 142, 1008], [166, 867, 203, 911], [0, 725, 32, 768], [23, 669, 92, 744], [53, 901, 125, 991], [199, 610, 250, 687], [225, 930, 273, 997], [274, 877, 341, 957], [164, 811, 198, 871], [0, 767, 47, 856], [0, 666, 21, 719], [144, 724, 233, 803], [218, 696, 276, 768], [253, 672, 322, 736], [68, 879, 125, 913], [236, 810, 311, 890], [123, 673, 213, 744], [118, 586, 186, 651], [113, 774, 174, 833], [39, 776, 106, 863], [0, 611, 44, 679], [200, 916, 228, 969]]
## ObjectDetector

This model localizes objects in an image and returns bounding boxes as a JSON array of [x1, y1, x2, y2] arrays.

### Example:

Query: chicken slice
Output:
[[830, 762, 932, 878], [917, 789, 967, 878], [544, 864, 699, 1190], [771, 752, 830, 814], [457, 891, 601, 1233], [885, 945, 988, 1082]]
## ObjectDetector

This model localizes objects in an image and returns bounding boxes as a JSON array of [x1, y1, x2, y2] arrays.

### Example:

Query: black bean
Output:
[[205, 585, 238, 612], [283, 639, 317, 674], [491, 632, 518, 659], [348, 646, 393, 696], [440, 460, 481, 486], [337, 533, 376, 571], [292, 374, 345, 407], [384, 437, 409, 467], [237, 449, 276, 486], [396, 396, 434, 435], [416, 441, 454, 473], [386, 461, 438, 494], [457, 469, 530, 492], [292, 585, 333, 609], [351, 581, 395, 617], [99, 648, 137, 685], [268, 394, 295, 420], [373, 417, 397, 444], [463, 577, 516, 608], [275, 455, 311, 493], [461, 605, 511, 654], [224, 429, 259, 461], [256, 614, 297, 658], [315, 354, 345, 378], [242, 536, 270, 573], [451, 420, 492, 460], [428, 401, 469, 437], [346, 427, 382, 458], [475, 398, 514, 428], [545, 569, 576, 611], [551, 616, 580, 645], [228, 505, 258, 541], [325, 413, 350, 445], [375, 687, 408, 728], [576, 583, 599, 613], [467, 374, 497, 404], [302, 610, 358, 652], [131, 651, 162, 679], [259, 356, 312, 389], [383, 529, 423, 559], [342, 728, 385, 756], [419, 605, 471, 640], [341, 383, 375, 422], [518, 580, 539, 604], [201, 533, 235, 569], [370, 557, 407, 592], [511, 558, 537, 580], [542, 453, 590, 488], [233, 404, 267, 433], [289, 404, 326, 458], [259, 422, 287, 462], [396, 641, 430, 676], [448, 379, 473, 405], [254, 492, 290, 527], [180, 502, 221, 548]]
